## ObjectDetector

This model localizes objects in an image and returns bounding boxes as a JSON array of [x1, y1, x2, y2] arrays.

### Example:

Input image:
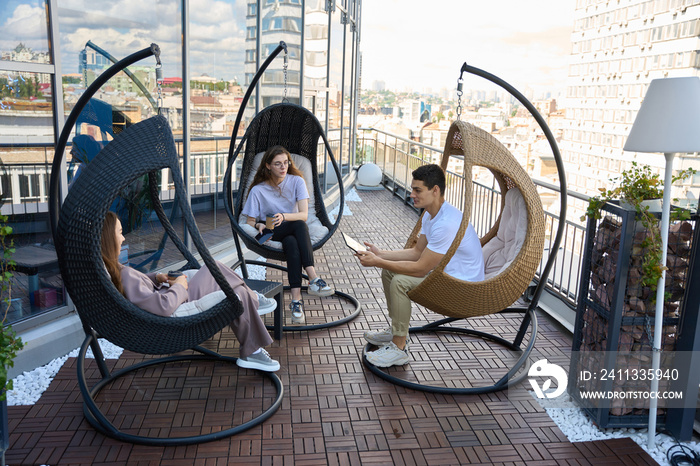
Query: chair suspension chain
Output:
[[154, 46, 164, 116], [283, 51, 289, 103], [456, 76, 463, 121]]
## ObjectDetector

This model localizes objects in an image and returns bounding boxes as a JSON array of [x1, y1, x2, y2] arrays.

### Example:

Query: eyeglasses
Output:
[[271, 160, 290, 168]]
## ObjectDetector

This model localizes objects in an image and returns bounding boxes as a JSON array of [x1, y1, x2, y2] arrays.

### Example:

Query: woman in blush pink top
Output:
[[101, 211, 279, 372]]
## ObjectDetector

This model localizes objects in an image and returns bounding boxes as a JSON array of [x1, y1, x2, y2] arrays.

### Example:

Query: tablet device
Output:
[[255, 228, 274, 244], [343, 232, 366, 254]]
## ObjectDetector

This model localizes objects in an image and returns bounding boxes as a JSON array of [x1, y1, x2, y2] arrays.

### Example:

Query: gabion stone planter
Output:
[[569, 201, 696, 428]]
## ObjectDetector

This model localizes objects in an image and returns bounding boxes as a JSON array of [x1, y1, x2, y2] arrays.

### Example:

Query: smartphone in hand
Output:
[[255, 228, 274, 244]]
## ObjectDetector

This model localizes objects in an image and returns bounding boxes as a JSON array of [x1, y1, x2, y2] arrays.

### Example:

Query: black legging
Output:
[[271, 220, 314, 289]]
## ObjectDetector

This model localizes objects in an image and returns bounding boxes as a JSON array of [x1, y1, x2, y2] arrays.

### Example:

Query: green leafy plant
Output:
[[583, 162, 696, 295], [0, 213, 23, 401]]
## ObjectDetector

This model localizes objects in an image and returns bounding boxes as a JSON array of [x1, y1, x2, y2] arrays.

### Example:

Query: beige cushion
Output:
[[481, 188, 528, 280], [238, 152, 328, 249]]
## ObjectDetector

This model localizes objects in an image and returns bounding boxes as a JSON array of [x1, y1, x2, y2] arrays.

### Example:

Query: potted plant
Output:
[[0, 213, 23, 464], [583, 162, 696, 294]]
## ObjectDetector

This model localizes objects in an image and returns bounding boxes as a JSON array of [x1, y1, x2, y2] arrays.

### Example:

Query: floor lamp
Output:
[[623, 76, 700, 449]]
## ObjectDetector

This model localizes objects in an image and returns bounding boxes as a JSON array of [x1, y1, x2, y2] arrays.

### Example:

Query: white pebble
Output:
[[7, 339, 123, 406]]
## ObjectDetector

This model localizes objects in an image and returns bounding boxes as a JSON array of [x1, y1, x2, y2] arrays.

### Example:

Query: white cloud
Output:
[[190, 0, 235, 24], [0, 4, 49, 52], [51, 0, 247, 80]]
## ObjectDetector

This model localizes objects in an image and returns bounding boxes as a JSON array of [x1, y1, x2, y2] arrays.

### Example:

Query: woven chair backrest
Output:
[[406, 120, 545, 318], [56, 116, 242, 354]]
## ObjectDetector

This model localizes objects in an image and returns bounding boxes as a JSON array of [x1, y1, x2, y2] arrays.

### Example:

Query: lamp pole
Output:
[[647, 151, 674, 449]]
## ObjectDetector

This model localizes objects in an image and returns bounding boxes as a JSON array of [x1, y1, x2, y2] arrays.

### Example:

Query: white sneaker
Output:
[[363, 327, 393, 346], [255, 292, 277, 316], [236, 348, 280, 372], [307, 277, 334, 297], [365, 342, 410, 368], [290, 300, 305, 324]]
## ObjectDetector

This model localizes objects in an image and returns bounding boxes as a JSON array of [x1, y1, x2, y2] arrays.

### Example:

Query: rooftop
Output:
[[5, 187, 660, 465]]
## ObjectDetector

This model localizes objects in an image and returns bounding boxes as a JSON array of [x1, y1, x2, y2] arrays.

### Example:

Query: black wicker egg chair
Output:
[[223, 42, 360, 332], [49, 44, 282, 446]]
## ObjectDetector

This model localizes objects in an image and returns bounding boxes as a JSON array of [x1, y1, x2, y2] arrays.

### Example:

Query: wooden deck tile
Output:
[[4, 189, 662, 465]]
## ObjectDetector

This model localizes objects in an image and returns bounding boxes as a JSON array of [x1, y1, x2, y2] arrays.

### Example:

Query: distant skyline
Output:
[[360, 0, 575, 96]]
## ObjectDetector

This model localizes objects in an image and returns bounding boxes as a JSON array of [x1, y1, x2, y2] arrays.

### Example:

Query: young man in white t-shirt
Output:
[[356, 164, 484, 367]]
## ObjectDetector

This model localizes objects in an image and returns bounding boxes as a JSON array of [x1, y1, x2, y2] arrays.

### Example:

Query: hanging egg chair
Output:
[[49, 44, 282, 445], [363, 63, 567, 395], [223, 42, 361, 332]]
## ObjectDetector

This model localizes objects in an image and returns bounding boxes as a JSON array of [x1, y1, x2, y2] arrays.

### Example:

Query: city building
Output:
[[79, 46, 113, 86], [561, 0, 700, 216]]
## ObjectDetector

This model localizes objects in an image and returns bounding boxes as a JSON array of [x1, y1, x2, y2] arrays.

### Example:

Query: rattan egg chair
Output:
[[49, 44, 282, 446], [406, 120, 545, 316], [362, 63, 567, 395]]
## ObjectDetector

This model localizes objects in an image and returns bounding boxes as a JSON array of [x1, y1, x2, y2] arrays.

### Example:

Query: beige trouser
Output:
[[381, 269, 426, 337]]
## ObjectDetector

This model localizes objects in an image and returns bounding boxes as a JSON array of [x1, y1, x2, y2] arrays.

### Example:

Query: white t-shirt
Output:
[[420, 201, 485, 282], [242, 175, 309, 221]]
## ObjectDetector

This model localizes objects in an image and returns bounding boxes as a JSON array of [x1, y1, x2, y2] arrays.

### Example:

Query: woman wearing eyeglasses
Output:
[[243, 145, 334, 324]]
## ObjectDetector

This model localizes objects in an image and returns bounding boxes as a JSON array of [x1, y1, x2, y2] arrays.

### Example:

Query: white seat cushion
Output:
[[238, 152, 329, 249], [481, 188, 528, 279], [171, 290, 227, 317]]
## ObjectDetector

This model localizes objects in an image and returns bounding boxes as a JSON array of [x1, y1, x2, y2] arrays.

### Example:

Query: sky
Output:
[[2, 0, 575, 96], [360, 0, 576, 96]]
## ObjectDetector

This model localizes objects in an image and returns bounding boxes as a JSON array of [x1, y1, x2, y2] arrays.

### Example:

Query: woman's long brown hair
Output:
[[101, 211, 124, 295], [249, 145, 304, 192]]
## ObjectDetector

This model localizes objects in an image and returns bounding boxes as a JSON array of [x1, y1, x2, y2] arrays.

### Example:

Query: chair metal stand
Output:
[[77, 331, 284, 446], [244, 259, 361, 332], [49, 44, 286, 446], [362, 308, 537, 395]]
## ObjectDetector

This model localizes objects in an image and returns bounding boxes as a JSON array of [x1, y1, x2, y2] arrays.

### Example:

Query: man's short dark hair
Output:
[[412, 164, 446, 196]]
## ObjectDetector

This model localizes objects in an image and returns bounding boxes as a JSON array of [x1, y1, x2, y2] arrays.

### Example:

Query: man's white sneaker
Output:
[[365, 342, 410, 368], [255, 292, 277, 316], [307, 277, 334, 297], [363, 327, 393, 346]]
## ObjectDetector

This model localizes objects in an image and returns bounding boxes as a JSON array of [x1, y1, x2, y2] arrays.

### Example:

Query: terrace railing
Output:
[[0, 132, 344, 217], [1, 127, 585, 326]]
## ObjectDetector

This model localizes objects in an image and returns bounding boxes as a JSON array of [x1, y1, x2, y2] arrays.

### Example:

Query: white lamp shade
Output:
[[624, 76, 700, 153]]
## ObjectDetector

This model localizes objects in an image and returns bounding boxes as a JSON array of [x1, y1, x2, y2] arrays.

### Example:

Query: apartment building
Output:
[[562, 0, 700, 214]]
